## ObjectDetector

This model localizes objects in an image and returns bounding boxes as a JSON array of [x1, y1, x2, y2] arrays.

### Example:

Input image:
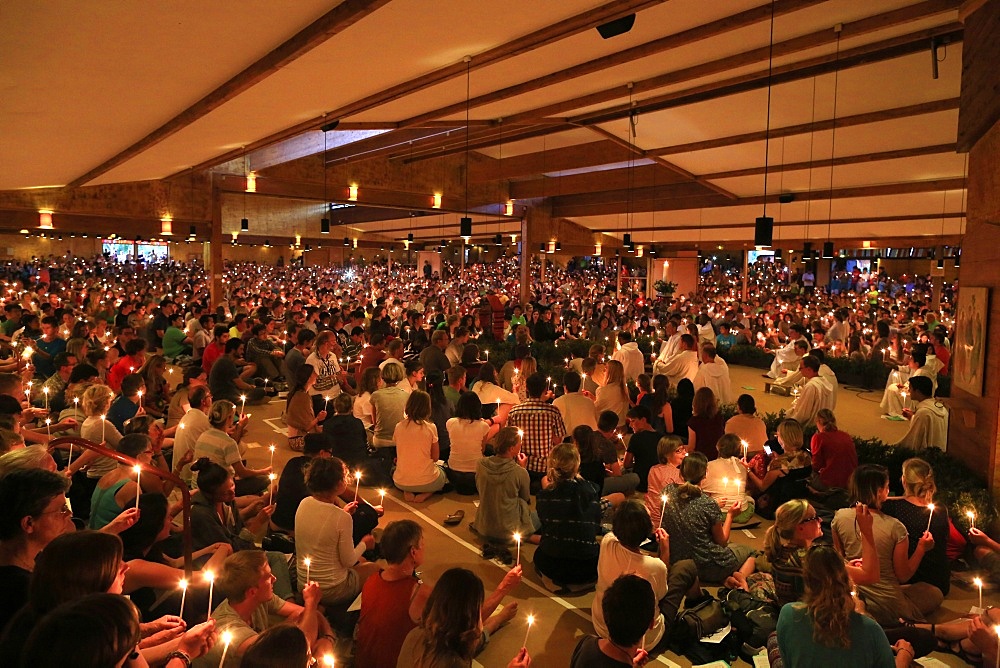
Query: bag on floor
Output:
[[718, 587, 779, 655], [676, 596, 728, 642]]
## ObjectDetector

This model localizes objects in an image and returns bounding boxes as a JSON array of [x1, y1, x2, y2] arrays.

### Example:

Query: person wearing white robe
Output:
[[654, 334, 699, 389], [786, 356, 834, 429], [895, 376, 949, 451], [881, 348, 937, 416], [693, 344, 732, 406], [774, 349, 838, 409], [766, 338, 809, 379], [612, 331, 645, 384], [654, 321, 682, 363]]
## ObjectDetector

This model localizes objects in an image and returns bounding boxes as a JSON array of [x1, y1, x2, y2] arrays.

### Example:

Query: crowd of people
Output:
[[0, 251, 987, 668]]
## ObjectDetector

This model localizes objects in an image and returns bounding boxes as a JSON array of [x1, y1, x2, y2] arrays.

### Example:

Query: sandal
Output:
[[444, 510, 465, 526]]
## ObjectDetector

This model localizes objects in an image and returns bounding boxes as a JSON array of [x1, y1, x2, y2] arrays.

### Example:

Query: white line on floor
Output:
[[386, 494, 592, 621]]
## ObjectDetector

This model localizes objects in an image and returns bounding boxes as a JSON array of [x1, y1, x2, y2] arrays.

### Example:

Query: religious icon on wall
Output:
[[953, 287, 989, 397]]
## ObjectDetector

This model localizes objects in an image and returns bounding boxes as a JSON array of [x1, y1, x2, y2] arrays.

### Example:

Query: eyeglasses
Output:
[[799, 515, 821, 524], [38, 504, 72, 518]]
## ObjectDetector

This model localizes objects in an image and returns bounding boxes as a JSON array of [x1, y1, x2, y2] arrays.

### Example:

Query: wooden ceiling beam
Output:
[[397, 0, 829, 128], [700, 143, 957, 180], [68, 0, 392, 187], [566, 24, 964, 127], [175, 0, 662, 177], [652, 98, 959, 155], [502, 0, 961, 125], [590, 212, 965, 233], [552, 177, 967, 217]]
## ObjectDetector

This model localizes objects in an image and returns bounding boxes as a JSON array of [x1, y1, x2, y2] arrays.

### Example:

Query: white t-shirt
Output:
[[294, 496, 365, 593], [446, 418, 490, 473], [392, 420, 439, 487], [353, 391, 373, 428], [591, 533, 667, 648]]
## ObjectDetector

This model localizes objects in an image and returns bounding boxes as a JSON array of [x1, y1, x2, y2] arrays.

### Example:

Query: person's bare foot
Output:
[[408, 492, 432, 503], [496, 601, 518, 626], [404, 492, 416, 502]]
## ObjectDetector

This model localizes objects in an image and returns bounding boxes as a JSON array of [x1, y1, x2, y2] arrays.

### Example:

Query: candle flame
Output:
[[179, 578, 187, 590], [967, 510, 975, 519], [526, 614, 535, 626], [221, 630, 233, 646], [661, 494, 668, 504], [927, 503, 935, 512], [322, 655, 335, 667], [514, 532, 521, 543], [204, 570, 214, 582], [355, 470, 363, 480], [133, 464, 142, 474], [304, 557, 311, 567], [975, 577, 983, 587]]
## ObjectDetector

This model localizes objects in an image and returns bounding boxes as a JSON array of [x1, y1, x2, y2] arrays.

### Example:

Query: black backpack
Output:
[[718, 587, 780, 657]]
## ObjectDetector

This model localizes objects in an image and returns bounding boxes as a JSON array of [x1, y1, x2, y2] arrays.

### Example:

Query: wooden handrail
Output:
[[51, 437, 193, 577]]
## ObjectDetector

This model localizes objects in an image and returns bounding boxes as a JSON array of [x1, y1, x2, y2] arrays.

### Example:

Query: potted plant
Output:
[[653, 280, 677, 296]]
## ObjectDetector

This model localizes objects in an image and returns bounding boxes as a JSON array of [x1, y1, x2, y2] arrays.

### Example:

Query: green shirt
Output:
[[162, 325, 189, 358]]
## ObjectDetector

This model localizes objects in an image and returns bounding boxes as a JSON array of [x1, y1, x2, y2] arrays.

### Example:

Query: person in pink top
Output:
[[644, 435, 686, 528]]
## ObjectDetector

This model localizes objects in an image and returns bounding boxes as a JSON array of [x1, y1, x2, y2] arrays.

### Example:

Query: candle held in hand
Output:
[[178, 579, 188, 619], [205, 571, 215, 619], [659, 494, 668, 529], [133, 465, 142, 510], [304, 557, 312, 583], [514, 532, 522, 566], [523, 614, 535, 648], [353, 470, 362, 503], [926, 503, 935, 533], [218, 630, 233, 668]]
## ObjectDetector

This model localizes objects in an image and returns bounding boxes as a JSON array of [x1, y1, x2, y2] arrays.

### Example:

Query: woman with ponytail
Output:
[[777, 545, 915, 667]]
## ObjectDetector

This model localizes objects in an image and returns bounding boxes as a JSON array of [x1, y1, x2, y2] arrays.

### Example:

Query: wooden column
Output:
[[519, 217, 530, 306], [209, 179, 224, 308], [742, 251, 749, 302], [616, 255, 622, 296]]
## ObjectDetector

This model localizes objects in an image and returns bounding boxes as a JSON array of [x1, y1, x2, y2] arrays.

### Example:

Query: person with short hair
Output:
[[507, 372, 566, 488], [693, 343, 733, 406], [786, 354, 835, 429], [894, 376, 948, 450], [623, 405, 661, 493], [204, 550, 333, 667], [644, 435, 686, 527], [192, 400, 268, 496], [572, 575, 657, 667], [0, 468, 74, 631], [724, 394, 768, 455], [591, 501, 703, 651], [553, 370, 598, 433], [611, 331, 644, 384]]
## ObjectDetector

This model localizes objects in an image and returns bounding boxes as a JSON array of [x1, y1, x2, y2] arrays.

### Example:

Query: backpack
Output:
[[718, 587, 780, 657]]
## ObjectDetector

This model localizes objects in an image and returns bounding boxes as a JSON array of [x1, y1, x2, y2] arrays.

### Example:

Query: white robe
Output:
[[654, 350, 699, 389], [767, 338, 806, 378], [896, 398, 949, 451], [693, 359, 733, 405], [776, 363, 838, 409], [612, 342, 646, 384], [786, 375, 834, 428]]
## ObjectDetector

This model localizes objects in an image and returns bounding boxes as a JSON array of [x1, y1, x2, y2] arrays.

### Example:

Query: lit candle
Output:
[[926, 503, 935, 533], [269, 444, 275, 470], [73, 396, 79, 415], [322, 654, 335, 667], [324, 395, 331, 412], [484, 350, 489, 362], [523, 614, 535, 648], [659, 494, 668, 529], [205, 571, 215, 618], [43, 386, 49, 411], [268, 473, 276, 499], [100, 414, 106, 443], [178, 578, 188, 619], [136, 389, 143, 409], [379, 489, 386, 506], [968, 510, 977, 530], [741, 439, 749, 461], [304, 557, 312, 583], [239, 394, 247, 418], [353, 470, 362, 503], [976, 576, 984, 609], [994, 626, 1000, 668], [514, 532, 522, 566], [218, 629, 233, 668], [45, 418, 51, 439], [133, 465, 142, 510]]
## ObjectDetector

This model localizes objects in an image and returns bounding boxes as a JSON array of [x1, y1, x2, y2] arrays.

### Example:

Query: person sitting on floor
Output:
[[472, 427, 541, 549]]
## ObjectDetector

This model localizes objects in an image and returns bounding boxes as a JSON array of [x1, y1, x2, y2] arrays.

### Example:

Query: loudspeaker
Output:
[[754, 216, 773, 248], [240, 218, 249, 232], [596, 14, 635, 39], [321, 218, 330, 234], [459, 216, 472, 238], [822, 241, 834, 259], [623, 233, 632, 247], [320, 120, 340, 132]]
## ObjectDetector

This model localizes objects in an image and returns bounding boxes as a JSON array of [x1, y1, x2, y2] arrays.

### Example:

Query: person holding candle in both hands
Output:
[[192, 400, 269, 496], [294, 457, 378, 607], [283, 365, 328, 453], [201, 550, 335, 668]]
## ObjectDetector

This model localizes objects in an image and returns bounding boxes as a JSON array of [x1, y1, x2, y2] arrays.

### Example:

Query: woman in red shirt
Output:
[[810, 409, 857, 489]]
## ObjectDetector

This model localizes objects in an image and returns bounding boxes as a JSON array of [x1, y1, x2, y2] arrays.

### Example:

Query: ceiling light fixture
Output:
[[160, 215, 173, 236], [459, 55, 474, 246], [38, 210, 53, 229], [823, 24, 843, 260], [320, 127, 330, 234], [754, 1, 776, 250]]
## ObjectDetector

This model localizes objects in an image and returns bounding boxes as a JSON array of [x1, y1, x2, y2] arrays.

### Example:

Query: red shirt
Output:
[[810, 429, 858, 489], [933, 343, 950, 375], [355, 345, 384, 385], [201, 340, 223, 375], [108, 354, 144, 392], [355, 570, 420, 668]]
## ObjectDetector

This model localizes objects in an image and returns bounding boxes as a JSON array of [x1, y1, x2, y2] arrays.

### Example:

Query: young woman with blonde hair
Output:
[[594, 360, 631, 425]]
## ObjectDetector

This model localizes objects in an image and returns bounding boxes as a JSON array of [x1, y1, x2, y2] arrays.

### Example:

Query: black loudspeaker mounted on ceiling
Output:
[[754, 215, 773, 248], [407, 232, 414, 242], [343, 237, 350, 247], [320, 120, 340, 133], [822, 241, 834, 259], [801, 241, 813, 263], [494, 233, 502, 246], [597, 14, 635, 39], [459, 216, 473, 238], [774, 248, 783, 261], [648, 245, 657, 256], [241, 218, 249, 232], [321, 218, 330, 234], [622, 233, 632, 247]]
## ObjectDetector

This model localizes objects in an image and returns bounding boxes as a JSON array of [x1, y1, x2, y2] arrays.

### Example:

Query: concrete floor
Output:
[[230, 366, 975, 667]]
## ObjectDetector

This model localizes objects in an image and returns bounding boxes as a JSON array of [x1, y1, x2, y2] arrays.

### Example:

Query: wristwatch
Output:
[[165, 650, 192, 667]]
